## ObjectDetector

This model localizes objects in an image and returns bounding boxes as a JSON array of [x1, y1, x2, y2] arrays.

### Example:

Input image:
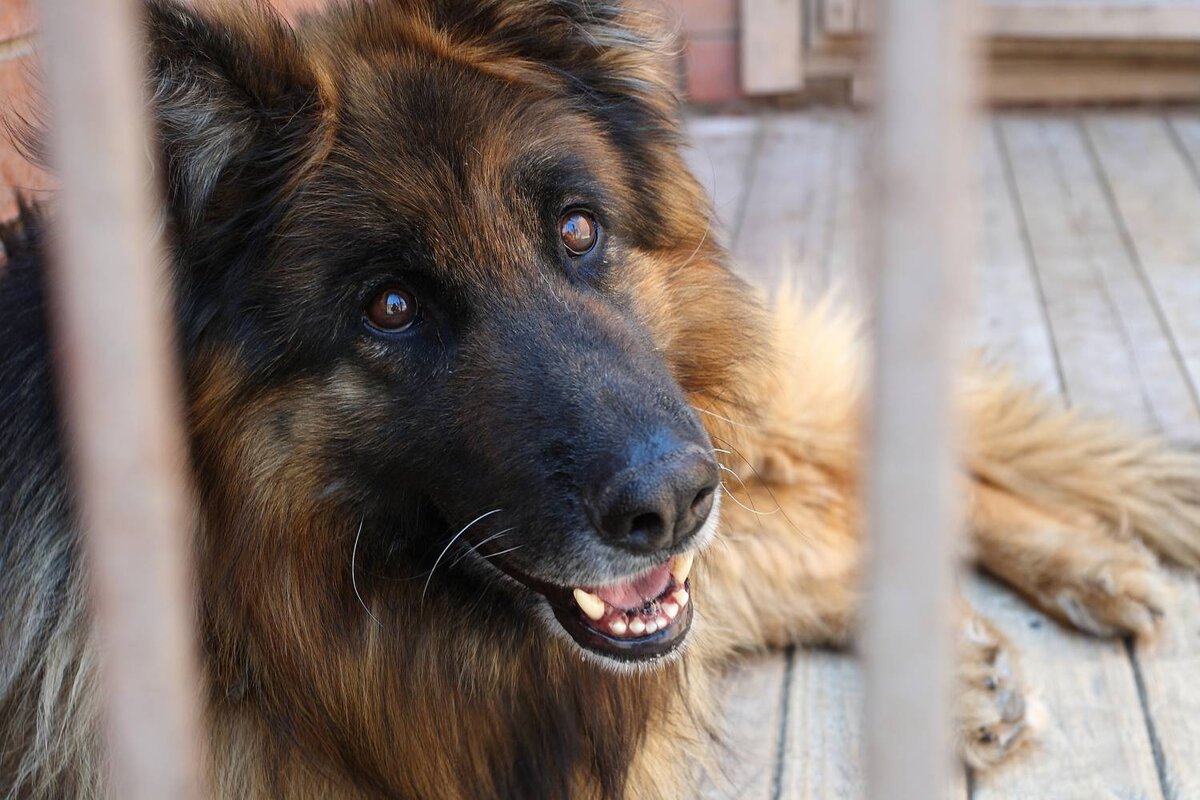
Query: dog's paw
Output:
[[1034, 537, 1168, 638], [955, 614, 1035, 769]]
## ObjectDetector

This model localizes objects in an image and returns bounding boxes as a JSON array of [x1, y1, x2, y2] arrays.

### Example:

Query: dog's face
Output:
[[157, 0, 762, 669]]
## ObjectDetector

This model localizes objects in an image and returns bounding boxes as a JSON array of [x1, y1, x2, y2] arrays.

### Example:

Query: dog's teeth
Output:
[[663, 602, 679, 619], [629, 618, 646, 635], [670, 552, 695, 584], [673, 589, 690, 607], [645, 620, 659, 634], [610, 619, 628, 636], [573, 589, 606, 621], [656, 616, 668, 629]]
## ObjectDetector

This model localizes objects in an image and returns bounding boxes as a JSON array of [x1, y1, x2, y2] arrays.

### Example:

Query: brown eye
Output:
[[365, 287, 417, 332], [559, 210, 598, 256]]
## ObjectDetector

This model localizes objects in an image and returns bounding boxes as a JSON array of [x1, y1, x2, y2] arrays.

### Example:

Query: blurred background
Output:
[[5, 0, 1200, 220], [5, 0, 1200, 217], [3, 1, 1200, 798]]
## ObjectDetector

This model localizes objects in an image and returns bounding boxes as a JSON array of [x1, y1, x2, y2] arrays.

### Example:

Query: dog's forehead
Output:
[[313, 57, 627, 279]]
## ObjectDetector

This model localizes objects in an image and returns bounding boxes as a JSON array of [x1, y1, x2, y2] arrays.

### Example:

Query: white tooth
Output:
[[645, 621, 659, 634], [573, 589, 606, 621], [656, 616, 668, 629], [673, 589, 690, 607], [610, 619, 628, 636], [671, 552, 695, 584], [663, 602, 679, 619], [629, 618, 646, 635]]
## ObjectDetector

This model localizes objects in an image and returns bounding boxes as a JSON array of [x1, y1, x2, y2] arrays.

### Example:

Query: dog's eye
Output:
[[365, 287, 418, 332], [559, 210, 598, 256]]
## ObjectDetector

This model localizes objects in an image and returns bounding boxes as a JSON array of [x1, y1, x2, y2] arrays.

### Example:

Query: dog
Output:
[[2, 0, 1198, 797]]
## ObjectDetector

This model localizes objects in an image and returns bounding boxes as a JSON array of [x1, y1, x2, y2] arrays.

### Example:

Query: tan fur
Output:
[[695, 287, 1200, 769]]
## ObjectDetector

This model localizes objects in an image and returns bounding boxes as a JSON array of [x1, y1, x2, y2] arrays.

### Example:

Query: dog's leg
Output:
[[954, 603, 1032, 769], [963, 367, 1200, 635], [967, 482, 1168, 636], [698, 486, 1036, 768], [965, 366, 1200, 570]]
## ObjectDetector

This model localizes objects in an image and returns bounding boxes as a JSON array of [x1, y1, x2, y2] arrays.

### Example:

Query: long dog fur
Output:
[[2, 1, 1199, 797]]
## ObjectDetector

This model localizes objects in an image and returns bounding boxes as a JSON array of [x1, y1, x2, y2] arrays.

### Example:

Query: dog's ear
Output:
[[433, 0, 680, 126], [145, 0, 324, 225]]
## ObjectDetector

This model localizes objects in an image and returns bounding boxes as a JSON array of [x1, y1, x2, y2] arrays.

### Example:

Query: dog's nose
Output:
[[593, 442, 720, 554]]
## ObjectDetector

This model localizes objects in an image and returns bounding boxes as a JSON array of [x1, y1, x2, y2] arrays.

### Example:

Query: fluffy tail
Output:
[[963, 364, 1200, 569]]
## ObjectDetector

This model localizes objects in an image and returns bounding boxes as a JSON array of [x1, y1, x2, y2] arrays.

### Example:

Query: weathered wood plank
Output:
[[964, 577, 1164, 800], [974, 120, 1063, 396], [820, 113, 869, 309], [688, 109, 1200, 800], [1081, 111, 1200, 800], [699, 654, 790, 800], [739, 0, 804, 95], [733, 114, 842, 291], [777, 651, 865, 800], [1082, 114, 1200, 443], [984, 1, 1200, 41], [1168, 113, 1200, 176], [683, 115, 763, 246], [1133, 570, 1200, 800], [997, 115, 1174, 433], [967, 113, 1166, 800]]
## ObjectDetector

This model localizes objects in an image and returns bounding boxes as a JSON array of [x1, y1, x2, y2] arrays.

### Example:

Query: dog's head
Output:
[[154, 0, 765, 669]]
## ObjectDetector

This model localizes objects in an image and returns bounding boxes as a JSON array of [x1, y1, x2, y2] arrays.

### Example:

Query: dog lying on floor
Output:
[[2, 0, 1198, 796]]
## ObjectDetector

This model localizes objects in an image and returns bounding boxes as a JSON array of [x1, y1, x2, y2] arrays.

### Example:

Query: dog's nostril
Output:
[[630, 512, 665, 540], [592, 442, 719, 555], [625, 511, 669, 553]]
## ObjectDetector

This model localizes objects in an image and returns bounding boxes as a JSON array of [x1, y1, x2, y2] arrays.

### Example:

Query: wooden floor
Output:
[[684, 109, 1200, 800]]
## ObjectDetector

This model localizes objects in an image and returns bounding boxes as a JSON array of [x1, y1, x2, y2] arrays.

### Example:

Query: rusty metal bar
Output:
[[863, 0, 977, 798], [38, 0, 204, 797]]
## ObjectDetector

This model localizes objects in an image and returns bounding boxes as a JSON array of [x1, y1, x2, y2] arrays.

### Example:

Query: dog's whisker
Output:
[[351, 515, 382, 627], [692, 405, 757, 431], [675, 214, 712, 272], [422, 508, 503, 605], [718, 479, 778, 517], [717, 463, 777, 513], [478, 544, 524, 561], [710, 433, 813, 542], [448, 526, 515, 569]]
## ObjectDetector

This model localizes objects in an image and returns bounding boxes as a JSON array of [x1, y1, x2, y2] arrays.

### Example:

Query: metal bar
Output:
[[38, 0, 204, 797], [862, 0, 977, 798]]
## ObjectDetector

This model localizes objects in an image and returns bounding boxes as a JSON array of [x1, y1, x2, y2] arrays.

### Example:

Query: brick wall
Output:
[[0, 0, 740, 223]]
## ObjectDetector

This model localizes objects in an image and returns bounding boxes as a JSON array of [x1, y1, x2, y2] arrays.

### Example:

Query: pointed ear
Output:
[[428, 0, 679, 126], [145, 0, 324, 225]]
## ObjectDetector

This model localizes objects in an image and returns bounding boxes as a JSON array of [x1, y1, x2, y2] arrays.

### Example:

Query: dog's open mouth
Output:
[[487, 550, 697, 663], [545, 553, 695, 663]]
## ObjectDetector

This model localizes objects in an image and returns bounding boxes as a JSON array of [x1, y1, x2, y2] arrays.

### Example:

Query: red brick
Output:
[[683, 35, 741, 104], [0, 0, 35, 43], [663, 0, 737, 36]]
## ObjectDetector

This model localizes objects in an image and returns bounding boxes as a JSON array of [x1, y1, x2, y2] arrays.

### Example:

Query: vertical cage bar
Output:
[[38, 0, 203, 798], [863, 0, 977, 799]]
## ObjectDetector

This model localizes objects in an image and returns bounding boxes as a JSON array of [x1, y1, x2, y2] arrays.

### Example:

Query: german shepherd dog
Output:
[[2, 0, 1199, 797]]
